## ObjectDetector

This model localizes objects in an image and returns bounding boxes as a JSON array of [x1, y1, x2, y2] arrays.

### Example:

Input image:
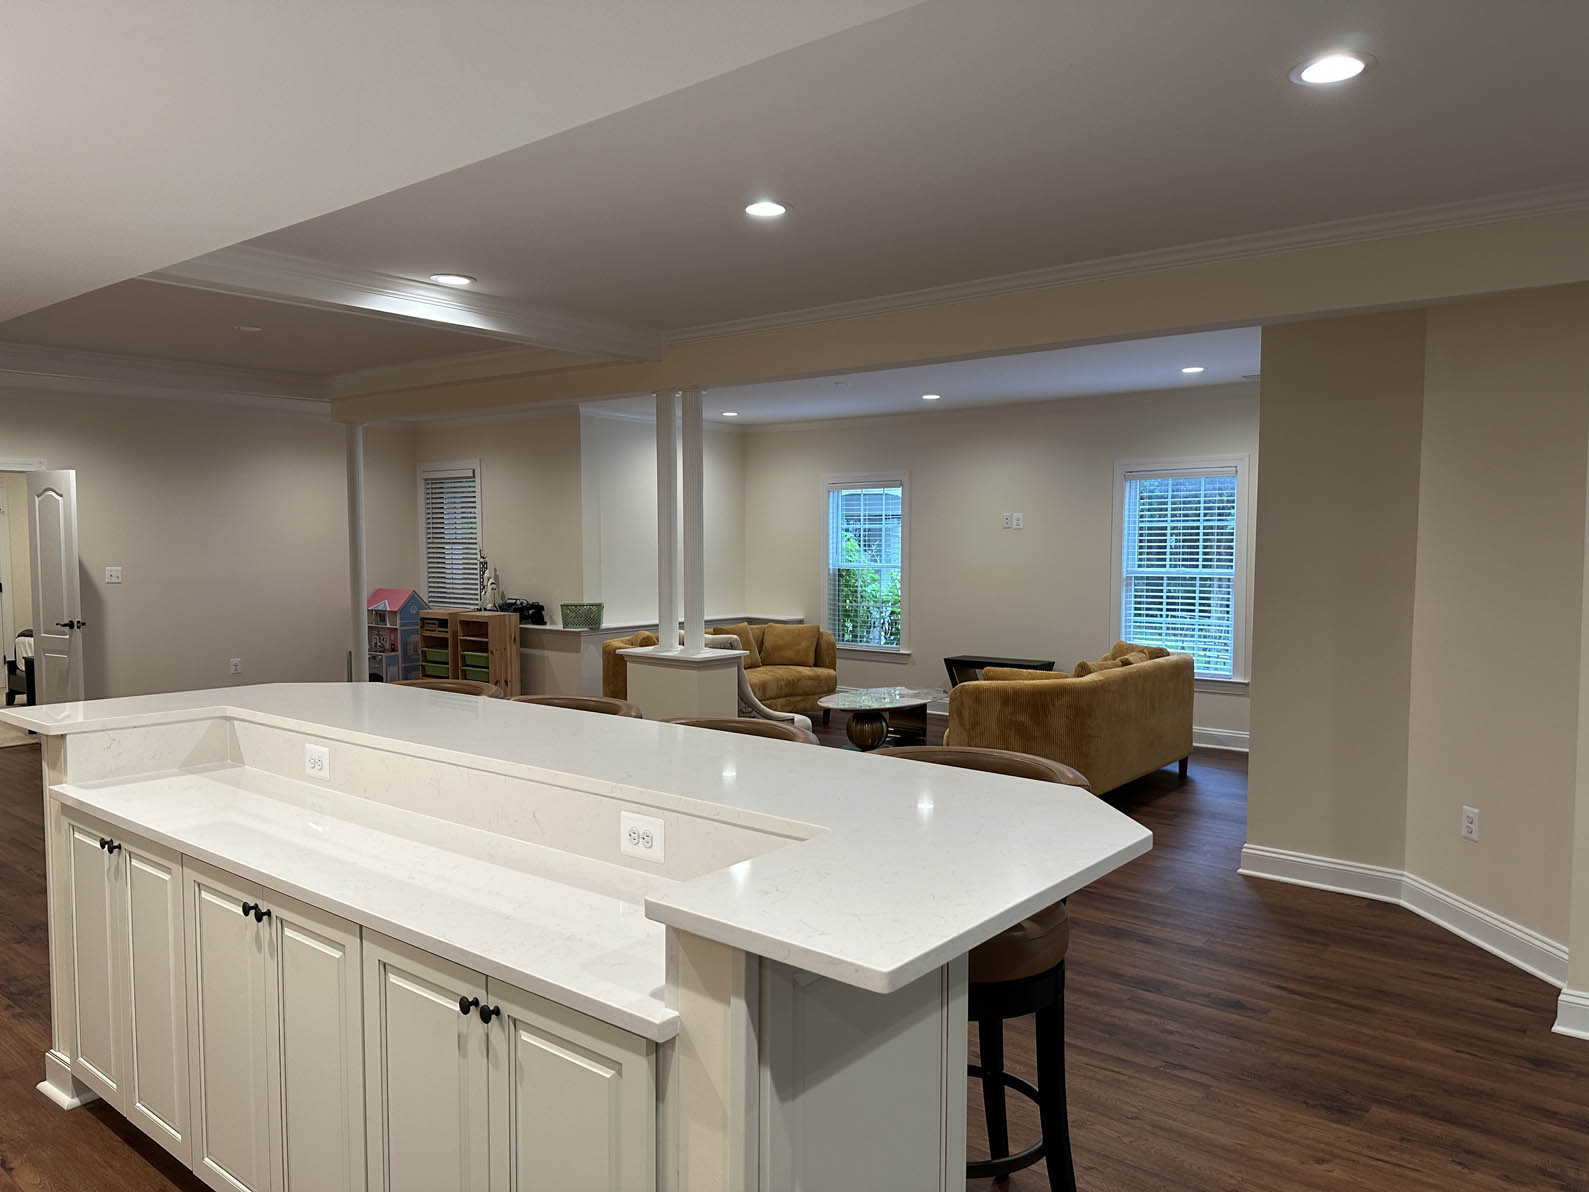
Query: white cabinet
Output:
[[362, 933, 655, 1192], [185, 860, 364, 1192], [60, 813, 190, 1163]]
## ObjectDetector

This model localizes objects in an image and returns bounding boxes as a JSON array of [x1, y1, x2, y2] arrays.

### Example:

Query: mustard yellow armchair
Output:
[[946, 652, 1194, 794]]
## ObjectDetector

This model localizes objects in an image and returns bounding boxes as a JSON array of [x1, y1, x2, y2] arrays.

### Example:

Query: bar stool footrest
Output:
[[965, 1064, 1047, 1180]]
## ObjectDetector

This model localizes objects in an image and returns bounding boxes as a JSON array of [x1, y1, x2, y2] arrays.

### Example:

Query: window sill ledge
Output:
[[836, 645, 912, 662]]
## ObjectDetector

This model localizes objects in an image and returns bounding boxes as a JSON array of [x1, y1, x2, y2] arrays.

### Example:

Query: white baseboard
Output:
[[1239, 844, 1571, 990], [1554, 988, 1589, 1040], [1193, 726, 1249, 752]]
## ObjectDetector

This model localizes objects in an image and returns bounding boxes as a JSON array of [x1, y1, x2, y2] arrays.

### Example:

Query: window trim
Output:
[[1110, 454, 1253, 682], [821, 471, 910, 654], [416, 458, 484, 609]]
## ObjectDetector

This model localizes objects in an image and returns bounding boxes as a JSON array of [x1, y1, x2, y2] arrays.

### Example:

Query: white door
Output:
[[186, 863, 274, 1192], [486, 978, 655, 1192], [363, 932, 489, 1192], [123, 838, 192, 1163], [27, 469, 83, 704], [263, 887, 365, 1192], [63, 818, 125, 1106]]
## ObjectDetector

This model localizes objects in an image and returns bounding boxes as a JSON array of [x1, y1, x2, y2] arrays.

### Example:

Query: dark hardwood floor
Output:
[[3, 731, 1587, 1190]]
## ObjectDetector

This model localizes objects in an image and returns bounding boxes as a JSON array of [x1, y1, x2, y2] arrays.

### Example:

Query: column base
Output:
[[39, 1049, 97, 1110], [620, 646, 746, 720]]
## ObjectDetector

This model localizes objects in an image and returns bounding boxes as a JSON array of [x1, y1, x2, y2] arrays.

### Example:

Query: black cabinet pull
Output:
[[478, 1004, 500, 1024], [458, 995, 480, 1016], [98, 837, 110, 851], [106, 841, 121, 854], [254, 906, 271, 923], [241, 901, 258, 918]]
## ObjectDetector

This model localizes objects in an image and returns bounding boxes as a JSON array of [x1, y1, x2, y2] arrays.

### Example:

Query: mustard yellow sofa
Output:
[[946, 643, 1194, 794], [602, 623, 838, 720]]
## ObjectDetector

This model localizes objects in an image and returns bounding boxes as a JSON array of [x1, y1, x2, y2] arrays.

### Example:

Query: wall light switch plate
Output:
[[1461, 805, 1479, 841], [1012, 512, 1024, 529], [1001, 512, 1013, 529], [620, 810, 665, 863], [104, 566, 123, 584], [229, 657, 242, 675], [305, 743, 331, 781]]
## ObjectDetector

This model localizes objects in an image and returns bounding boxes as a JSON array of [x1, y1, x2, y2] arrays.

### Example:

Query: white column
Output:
[[681, 387, 705, 653], [655, 390, 680, 651], [346, 422, 367, 681]]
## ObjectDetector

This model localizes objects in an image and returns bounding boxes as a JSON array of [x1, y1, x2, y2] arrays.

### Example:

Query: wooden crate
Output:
[[455, 611, 521, 696]]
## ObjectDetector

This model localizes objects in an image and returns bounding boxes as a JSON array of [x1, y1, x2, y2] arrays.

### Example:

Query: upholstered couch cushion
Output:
[[748, 665, 838, 702], [761, 623, 820, 666], [982, 666, 1072, 682], [708, 622, 762, 667], [1107, 640, 1170, 661], [1073, 657, 1126, 677]]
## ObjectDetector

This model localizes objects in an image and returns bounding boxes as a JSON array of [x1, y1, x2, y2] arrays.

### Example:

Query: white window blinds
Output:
[[826, 481, 904, 648], [1120, 467, 1237, 677], [420, 463, 481, 608]]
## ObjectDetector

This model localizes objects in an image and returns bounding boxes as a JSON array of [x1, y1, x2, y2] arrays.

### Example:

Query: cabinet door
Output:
[[364, 932, 489, 1192], [123, 838, 191, 1163], [486, 978, 655, 1192], [263, 887, 365, 1192], [185, 862, 274, 1192], [62, 817, 124, 1106]]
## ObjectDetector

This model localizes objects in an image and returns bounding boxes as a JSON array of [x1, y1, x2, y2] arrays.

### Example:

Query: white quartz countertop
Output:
[[6, 683, 1152, 994], [51, 763, 677, 1041]]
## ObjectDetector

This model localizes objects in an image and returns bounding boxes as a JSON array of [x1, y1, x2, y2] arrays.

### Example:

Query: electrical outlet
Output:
[[1012, 512, 1024, 529], [1001, 512, 1013, 529], [620, 810, 665, 863], [304, 743, 331, 781], [1461, 805, 1479, 841], [104, 566, 122, 584], [229, 657, 242, 675]]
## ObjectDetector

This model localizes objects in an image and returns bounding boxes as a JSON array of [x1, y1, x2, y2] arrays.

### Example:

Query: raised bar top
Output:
[[5, 683, 1151, 994]]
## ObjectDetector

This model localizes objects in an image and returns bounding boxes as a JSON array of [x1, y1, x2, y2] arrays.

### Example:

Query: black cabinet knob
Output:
[[106, 841, 121, 854], [458, 995, 480, 1016], [99, 837, 110, 851], [241, 901, 258, 918], [478, 1004, 500, 1024], [254, 906, 271, 922]]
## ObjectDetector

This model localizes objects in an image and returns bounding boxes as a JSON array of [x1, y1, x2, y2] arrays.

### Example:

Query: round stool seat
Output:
[[873, 745, 1090, 789], [970, 902, 1070, 984], [663, 716, 819, 744], [393, 678, 505, 698], [512, 695, 643, 717]]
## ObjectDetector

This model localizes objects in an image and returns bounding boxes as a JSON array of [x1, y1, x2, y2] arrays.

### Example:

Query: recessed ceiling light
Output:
[[722, 411, 740, 418], [1290, 51, 1372, 86], [234, 324, 263, 333], [744, 200, 786, 219], [1180, 366, 1206, 375], [428, 273, 475, 287], [921, 393, 942, 401]]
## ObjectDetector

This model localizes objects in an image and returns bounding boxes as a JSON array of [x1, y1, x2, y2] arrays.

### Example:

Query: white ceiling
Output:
[[590, 327, 1261, 425], [247, 0, 1589, 333], [0, 281, 509, 376], [0, 0, 923, 321]]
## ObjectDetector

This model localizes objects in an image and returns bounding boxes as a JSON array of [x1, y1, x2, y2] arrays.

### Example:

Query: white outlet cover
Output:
[[229, 657, 242, 674], [620, 810, 665, 863], [1001, 512, 1013, 528], [305, 743, 331, 781], [1012, 512, 1024, 529], [104, 565, 123, 583], [1461, 805, 1479, 840]]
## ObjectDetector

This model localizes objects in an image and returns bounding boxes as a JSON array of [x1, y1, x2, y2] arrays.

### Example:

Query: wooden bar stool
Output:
[[512, 695, 643, 718], [663, 716, 819, 744], [393, 678, 505, 698], [875, 745, 1088, 1192]]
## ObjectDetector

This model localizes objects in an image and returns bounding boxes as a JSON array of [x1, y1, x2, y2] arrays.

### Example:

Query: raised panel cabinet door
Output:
[[485, 978, 655, 1192], [63, 818, 125, 1107], [123, 838, 191, 1163], [184, 862, 274, 1192], [261, 887, 365, 1192], [363, 932, 489, 1192]]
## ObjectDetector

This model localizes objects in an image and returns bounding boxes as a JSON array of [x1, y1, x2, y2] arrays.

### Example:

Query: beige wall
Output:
[[1569, 434, 1589, 992], [363, 422, 419, 591], [0, 388, 354, 696], [742, 386, 1259, 735], [3, 472, 34, 644], [1404, 288, 1589, 943], [1247, 312, 1426, 867], [411, 411, 585, 612], [577, 411, 747, 624]]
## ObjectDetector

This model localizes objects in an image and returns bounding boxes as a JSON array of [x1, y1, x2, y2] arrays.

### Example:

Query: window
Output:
[[825, 475, 907, 650], [418, 460, 482, 608], [1115, 457, 1249, 679]]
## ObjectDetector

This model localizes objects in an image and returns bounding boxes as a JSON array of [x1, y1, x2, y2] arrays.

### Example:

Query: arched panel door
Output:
[[27, 469, 83, 703]]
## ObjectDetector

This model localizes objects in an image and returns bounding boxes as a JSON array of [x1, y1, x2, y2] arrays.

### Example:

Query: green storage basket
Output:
[[461, 651, 489, 668], [560, 602, 604, 630], [463, 667, 491, 682], [422, 647, 449, 664], [422, 662, 450, 678]]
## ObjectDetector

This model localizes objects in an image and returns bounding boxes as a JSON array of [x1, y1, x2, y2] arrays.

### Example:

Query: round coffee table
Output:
[[818, 687, 936, 751]]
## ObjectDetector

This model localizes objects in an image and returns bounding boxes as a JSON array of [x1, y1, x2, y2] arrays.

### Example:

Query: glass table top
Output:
[[817, 686, 942, 711]]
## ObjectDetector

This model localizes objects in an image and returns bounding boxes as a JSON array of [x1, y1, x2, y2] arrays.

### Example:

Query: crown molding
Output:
[[0, 341, 331, 415], [666, 181, 1589, 345], [148, 245, 662, 362]]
